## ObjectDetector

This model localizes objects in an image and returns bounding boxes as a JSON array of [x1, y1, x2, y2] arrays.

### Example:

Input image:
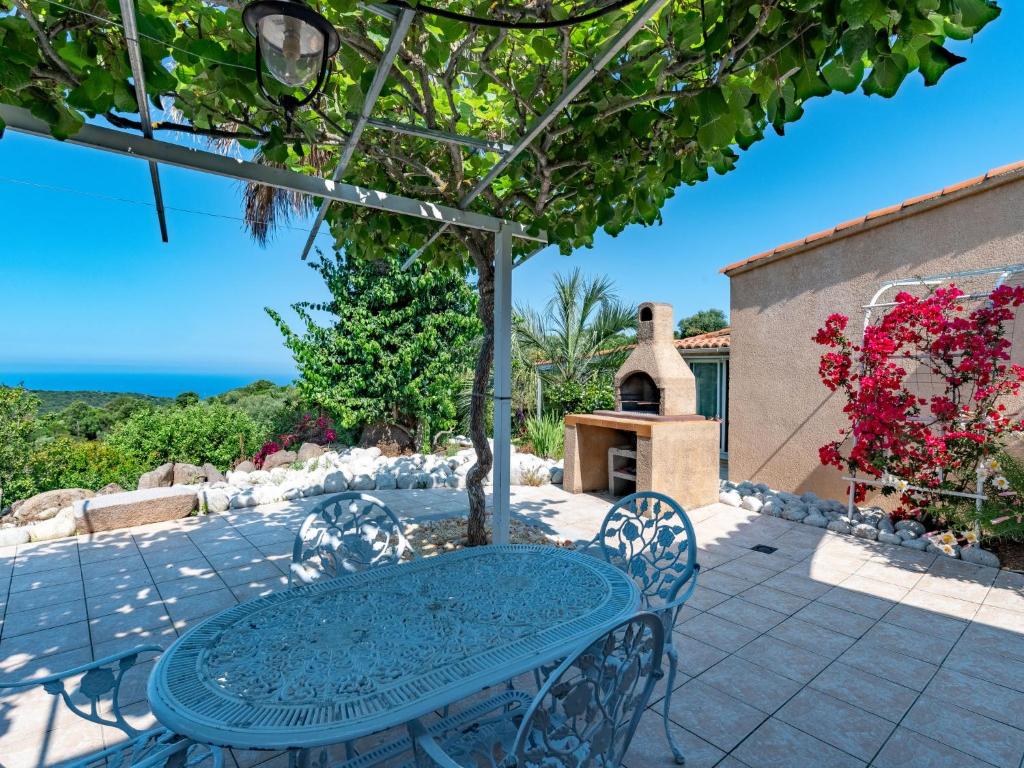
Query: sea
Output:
[[0, 370, 295, 399]]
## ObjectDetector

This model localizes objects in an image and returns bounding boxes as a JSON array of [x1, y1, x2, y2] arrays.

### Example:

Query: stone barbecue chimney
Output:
[[614, 302, 696, 416]]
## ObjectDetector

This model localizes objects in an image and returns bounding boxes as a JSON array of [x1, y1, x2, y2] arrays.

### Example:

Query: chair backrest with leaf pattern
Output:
[[594, 492, 697, 609], [290, 492, 414, 585], [514, 612, 664, 768]]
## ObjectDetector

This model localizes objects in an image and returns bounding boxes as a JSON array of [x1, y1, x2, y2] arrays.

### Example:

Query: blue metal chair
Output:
[[290, 492, 416, 585], [586, 491, 699, 765], [407, 612, 665, 768], [0, 645, 221, 768]]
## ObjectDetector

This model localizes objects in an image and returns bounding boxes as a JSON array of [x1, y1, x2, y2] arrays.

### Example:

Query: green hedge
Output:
[[107, 402, 267, 470]]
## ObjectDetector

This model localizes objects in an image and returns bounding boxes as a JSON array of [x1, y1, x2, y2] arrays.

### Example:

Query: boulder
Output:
[[262, 450, 298, 471], [877, 532, 903, 546], [853, 523, 878, 541], [97, 483, 125, 495], [172, 463, 206, 486], [350, 474, 375, 491], [74, 487, 198, 534], [550, 467, 564, 485], [14, 488, 95, 522], [374, 473, 397, 490], [301, 483, 325, 498], [226, 471, 251, 486], [719, 490, 742, 507], [878, 516, 895, 535], [297, 442, 325, 462], [235, 460, 256, 473], [0, 526, 31, 547], [740, 496, 764, 513], [281, 486, 303, 501], [803, 513, 828, 528], [201, 489, 231, 513], [782, 505, 809, 522], [138, 462, 174, 489], [397, 473, 417, 490], [323, 471, 349, 493], [900, 538, 930, 551], [895, 519, 926, 537], [230, 489, 259, 508], [358, 423, 415, 455], [827, 520, 852, 535], [960, 546, 1000, 568], [29, 508, 77, 541], [202, 463, 226, 484]]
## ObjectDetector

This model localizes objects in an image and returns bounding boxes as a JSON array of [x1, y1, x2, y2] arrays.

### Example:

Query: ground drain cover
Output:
[[750, 544, 777, 554]]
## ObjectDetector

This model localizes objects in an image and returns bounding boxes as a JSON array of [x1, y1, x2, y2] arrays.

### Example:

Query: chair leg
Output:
[[661, 645, 686, 765]]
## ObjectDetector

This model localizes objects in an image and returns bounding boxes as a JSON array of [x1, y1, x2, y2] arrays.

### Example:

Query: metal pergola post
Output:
[[299, 8, 416, 260], [492, 223, 514, 545], [118, 0, 169, 242]]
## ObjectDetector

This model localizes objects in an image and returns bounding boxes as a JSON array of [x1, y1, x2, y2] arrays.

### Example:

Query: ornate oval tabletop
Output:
[[148, 544, 639, 750]]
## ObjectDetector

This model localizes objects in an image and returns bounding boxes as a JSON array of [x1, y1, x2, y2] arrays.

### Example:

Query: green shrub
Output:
[[525, 413, 565, 460], [545, 377, 614, 416], [108, 402, 264, 470], [26, 437, 142, 494], [0, 386, 40, 504]]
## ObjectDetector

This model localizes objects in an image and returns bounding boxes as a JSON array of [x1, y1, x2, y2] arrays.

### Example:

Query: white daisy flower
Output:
[[993, 476, 1010, 491]]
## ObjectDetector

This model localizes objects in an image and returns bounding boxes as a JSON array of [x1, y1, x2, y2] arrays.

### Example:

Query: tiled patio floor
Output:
[[1, 486, 1023, 768]]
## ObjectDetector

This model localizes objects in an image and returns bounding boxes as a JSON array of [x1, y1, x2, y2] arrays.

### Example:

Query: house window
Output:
[[688, 358, 728, 456]]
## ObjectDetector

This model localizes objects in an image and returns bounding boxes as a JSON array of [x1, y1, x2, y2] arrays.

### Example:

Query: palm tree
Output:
[[515, 269, 635, 414]]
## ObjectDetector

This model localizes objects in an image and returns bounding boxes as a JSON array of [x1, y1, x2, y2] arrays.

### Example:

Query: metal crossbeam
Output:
[[362, 116, 514, 154], [119, 0, 169, 242], [402, 0, 673, 270], [0, 103, 545, 242], [299, 8, 416, 260]]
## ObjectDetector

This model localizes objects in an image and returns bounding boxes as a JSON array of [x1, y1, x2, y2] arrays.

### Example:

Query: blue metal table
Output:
[[148, 544, 640, 751]]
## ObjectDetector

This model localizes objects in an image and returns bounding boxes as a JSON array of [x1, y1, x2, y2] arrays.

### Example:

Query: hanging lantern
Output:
[[243, 0, 340, 125]]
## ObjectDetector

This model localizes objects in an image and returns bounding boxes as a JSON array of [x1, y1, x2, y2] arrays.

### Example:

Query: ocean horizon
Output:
[[0, 370, 295, 399]]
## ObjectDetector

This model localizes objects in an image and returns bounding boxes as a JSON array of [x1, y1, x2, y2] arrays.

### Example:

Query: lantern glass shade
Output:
[[257, 12, 325, 87]]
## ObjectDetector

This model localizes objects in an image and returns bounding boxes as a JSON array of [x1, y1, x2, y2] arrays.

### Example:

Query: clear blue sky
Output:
[[1, 3, 1021, 384]]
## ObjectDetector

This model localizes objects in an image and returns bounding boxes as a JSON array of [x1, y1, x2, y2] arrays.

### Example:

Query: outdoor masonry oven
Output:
[[562, 302, 720, 510]]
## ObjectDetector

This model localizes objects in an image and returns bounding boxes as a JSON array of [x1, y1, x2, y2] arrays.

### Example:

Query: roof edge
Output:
[[722, 160, 1024, 278]]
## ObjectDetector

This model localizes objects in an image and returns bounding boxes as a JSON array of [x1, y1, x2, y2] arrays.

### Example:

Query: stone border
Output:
[[719, 479, 1000, 568]]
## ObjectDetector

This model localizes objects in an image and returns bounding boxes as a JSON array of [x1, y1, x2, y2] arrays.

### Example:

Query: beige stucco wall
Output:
[[727, 174, 1024, 503]]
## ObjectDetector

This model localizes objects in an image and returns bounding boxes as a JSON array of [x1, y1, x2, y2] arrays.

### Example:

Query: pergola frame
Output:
[[2, 0, 670, 543]]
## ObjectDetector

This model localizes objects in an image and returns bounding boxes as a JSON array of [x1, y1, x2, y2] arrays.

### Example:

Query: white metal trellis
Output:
[[845, 263, 1024, 522]]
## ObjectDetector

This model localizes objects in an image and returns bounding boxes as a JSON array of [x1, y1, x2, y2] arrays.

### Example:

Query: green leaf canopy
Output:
[[0, 0, 1001, 263]]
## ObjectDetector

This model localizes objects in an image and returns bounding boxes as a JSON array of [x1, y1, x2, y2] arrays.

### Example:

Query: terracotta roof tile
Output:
[[722, 159, 1024, 275], [674, 327, 731, 350]]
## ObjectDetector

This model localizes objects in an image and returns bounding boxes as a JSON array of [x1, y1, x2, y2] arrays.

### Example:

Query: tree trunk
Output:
[[466, 239, 495, 545]]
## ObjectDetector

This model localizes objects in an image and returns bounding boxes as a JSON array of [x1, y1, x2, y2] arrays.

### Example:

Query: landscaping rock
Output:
[[895, 519, 926, 537], [878, 516, 895, 535], [827, 520, 852, 535], [397, 473, 417, 490], [719, 490, 742, 507], [900, 538, 930, 551], [74, 487, 198, 534], [782, 505, 809, 522], [202, 463, 226, 484], [97, 483, 125, 495], [960, 546, 1000, 568], [375, 473, 397, 490], [928, 542, 961, 558], [761, 500, 782, 516], [803, 513, 828, 528], [235, 460, 256, 473], [0, 527, 30, 547], [852, 523, 878, 541], [297, 442, 325, 462], [29, 508, 77, 541], [226, 471, 251, 486], [201, 489, 231, 513], [281, 486, 302, 501], [14, 488, 94, 522], [897, 529, 920, 541], [230, 489, 258, 509], [550, 467, 564, 484], [350, 474, 375, 491], [740, 496, 764, 513], [262, 450, 298, 471], [323, 471, 349, 493], [138, 463, 174, 489], [302, 483, 324, 498], [877, 532, 903, 546], [173, 463, 206, 485]]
